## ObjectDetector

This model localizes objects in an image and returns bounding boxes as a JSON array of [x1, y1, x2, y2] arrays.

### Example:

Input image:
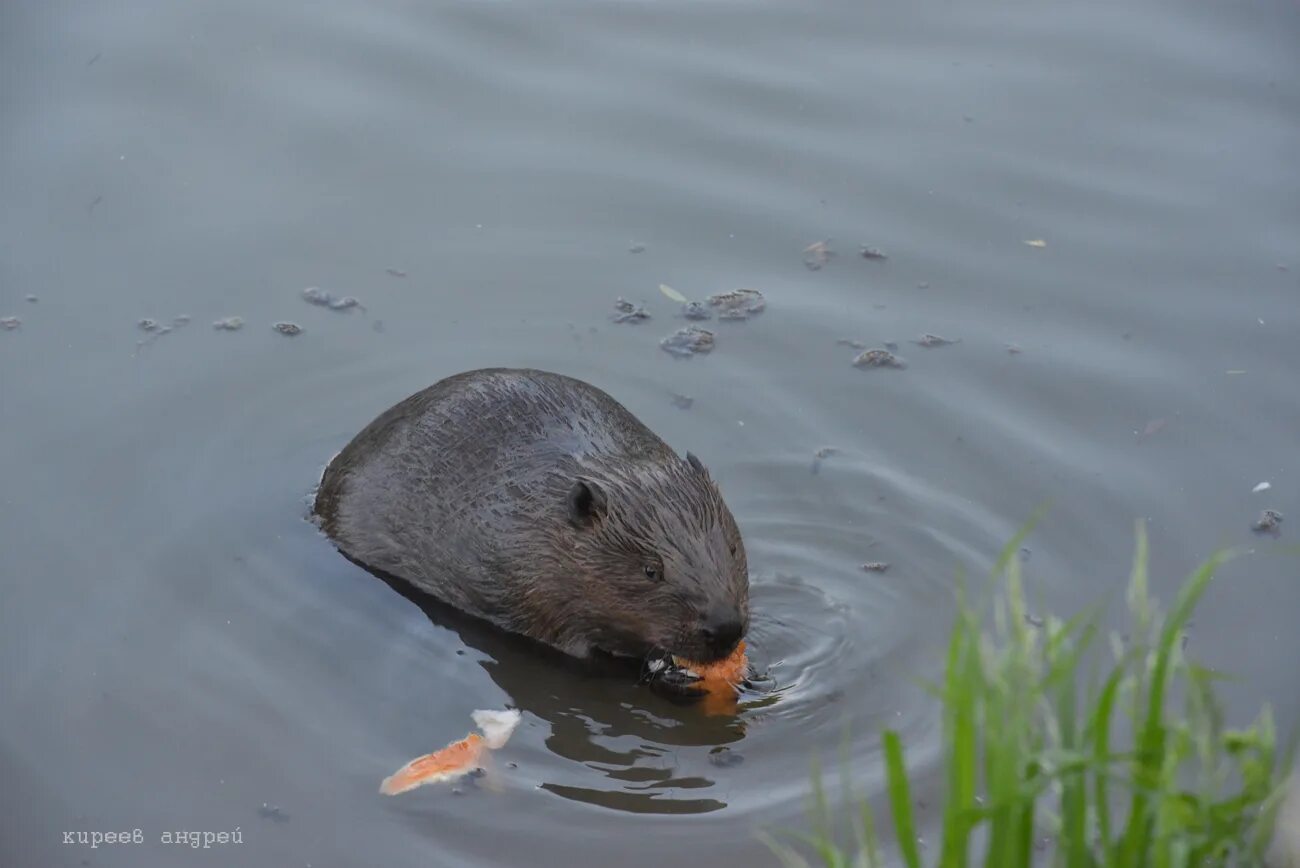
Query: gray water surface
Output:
[[3, 1, 1299, 866]]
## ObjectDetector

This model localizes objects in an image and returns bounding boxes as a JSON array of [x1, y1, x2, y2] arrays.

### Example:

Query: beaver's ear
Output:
[[568, 479, 607, 527], [685, 452, 709, 477]]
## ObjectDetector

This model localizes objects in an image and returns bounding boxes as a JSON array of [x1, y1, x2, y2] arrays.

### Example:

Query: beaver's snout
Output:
[[697, 605, 746, 662]]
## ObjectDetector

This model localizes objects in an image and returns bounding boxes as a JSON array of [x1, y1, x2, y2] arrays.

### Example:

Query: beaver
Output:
[[314, 368, 749, 666]]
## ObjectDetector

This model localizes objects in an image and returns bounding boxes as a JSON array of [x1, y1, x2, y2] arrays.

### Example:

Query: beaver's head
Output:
[[551, 451, 749, 664]]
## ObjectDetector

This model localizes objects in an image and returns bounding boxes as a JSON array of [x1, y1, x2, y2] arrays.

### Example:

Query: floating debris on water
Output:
[[1007, 343, 1023, 354], [708, 747, 744, 768], [671, 394, 695, 410], [803, 240, 833, 270], [861, 562, 890, 573], [708, 288, 765, 320], [1251, 509, 1283, 536], [859, 246, 888, 260], [132, 314, 191, 353], [257, 804, 289, 823], [212, 317, 243, 331], [302, 286, 331, 306], [911, 333, 959, 348], [303, 287, 364, 312], [611, 298, 651, 324], [384, 268, 407, 278], [852, 348, 906, 369], [811, 446, 839, 475], [1023, 239, 1047, 248], [272, 322, 302, 336], [1252, 481, 1272, 494], [1137, 418, 1167, 441], [836, 338, 868, 350], [1, 316, 22, 330], [25, 295, 37, 303], [628, 244, 646, 254], [682, 301, 712, 321], [658, 284, 688, 304], [660, 326, 715, 358]]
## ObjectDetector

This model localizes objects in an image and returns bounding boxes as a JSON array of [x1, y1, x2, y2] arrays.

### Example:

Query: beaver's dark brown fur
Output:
[[314, 368, 749, 663]]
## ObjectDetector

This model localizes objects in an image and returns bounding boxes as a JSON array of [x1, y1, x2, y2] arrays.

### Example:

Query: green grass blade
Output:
[[1119, 540, 1233, 866], [940, 589, 979, 868], [758, 830, 814, 868], [883, 730, 923, 868], [1013, 760, 1039, 868], [1086, 663, 1125, 860], [857, 799, 882, 868], [1057, 672, 1088, 868]]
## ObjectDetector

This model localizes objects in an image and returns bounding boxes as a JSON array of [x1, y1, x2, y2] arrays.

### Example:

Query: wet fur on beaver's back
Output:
[[314, 368, 749, 663]]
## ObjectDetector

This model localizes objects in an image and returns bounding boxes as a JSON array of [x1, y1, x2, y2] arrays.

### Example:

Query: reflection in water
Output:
[[360, 557, 761, 814], [542, 785, 725, 815]]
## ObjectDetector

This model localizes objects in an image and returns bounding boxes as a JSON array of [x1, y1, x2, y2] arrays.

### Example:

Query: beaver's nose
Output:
[[700, 607, 745, 659]]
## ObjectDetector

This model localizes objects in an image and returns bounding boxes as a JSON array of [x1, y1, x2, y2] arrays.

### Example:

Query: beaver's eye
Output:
[[643, 564, 661, 582], [729, 543, 738, 557]]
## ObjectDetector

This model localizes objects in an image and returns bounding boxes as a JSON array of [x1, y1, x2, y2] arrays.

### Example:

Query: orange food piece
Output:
[[380, 733, 485, 795], [680, 641, 748, 688], [674, 640, 749, 710], [676, 642, 748, 717]]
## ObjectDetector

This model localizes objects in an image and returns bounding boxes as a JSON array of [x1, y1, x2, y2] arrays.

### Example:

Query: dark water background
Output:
[[3, 0, 1298, 865]]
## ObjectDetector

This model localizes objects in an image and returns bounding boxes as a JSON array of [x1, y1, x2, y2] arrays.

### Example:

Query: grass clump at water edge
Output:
[[766, 521, 1293, 868]]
